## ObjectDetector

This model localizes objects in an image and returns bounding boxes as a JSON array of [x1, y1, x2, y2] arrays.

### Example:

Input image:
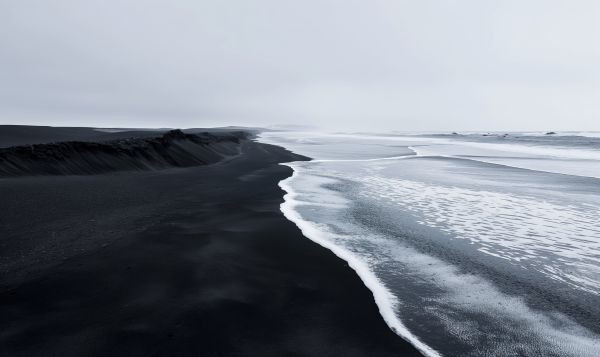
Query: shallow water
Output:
[[260, 131, 600, 357]]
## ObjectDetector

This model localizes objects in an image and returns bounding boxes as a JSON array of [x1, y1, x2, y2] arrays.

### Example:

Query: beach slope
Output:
[[0, 129, 421, 356]]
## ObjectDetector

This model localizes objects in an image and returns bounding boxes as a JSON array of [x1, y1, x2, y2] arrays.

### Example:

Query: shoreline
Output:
[[0, 135, 422, 356], [258, 131, 600, 356], [278, 162, 440, 357]]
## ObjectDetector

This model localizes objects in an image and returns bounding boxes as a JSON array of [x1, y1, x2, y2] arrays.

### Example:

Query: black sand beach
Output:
[[0, 127, 421, 356]]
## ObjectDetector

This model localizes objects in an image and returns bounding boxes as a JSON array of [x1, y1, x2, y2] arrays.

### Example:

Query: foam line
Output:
[[278, 166, 443, 357]]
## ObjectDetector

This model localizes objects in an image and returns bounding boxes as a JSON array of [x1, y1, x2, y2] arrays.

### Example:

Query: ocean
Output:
[[258, 131, 600, 357]]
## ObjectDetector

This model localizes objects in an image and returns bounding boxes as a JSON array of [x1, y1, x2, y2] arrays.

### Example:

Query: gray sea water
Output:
[[259, 131, 600, 357]]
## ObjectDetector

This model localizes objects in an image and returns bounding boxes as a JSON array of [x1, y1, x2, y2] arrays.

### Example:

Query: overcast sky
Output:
[[1, 1, 599, 131]]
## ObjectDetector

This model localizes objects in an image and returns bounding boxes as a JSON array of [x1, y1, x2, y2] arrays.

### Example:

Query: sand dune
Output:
[[0, 130, 245, 176]]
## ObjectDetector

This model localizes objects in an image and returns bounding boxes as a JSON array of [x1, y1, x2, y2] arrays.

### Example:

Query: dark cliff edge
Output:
[[0, 130, 247, 176]]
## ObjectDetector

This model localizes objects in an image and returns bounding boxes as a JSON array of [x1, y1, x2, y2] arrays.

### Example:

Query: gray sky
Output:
[[1, 0, 599, 131]]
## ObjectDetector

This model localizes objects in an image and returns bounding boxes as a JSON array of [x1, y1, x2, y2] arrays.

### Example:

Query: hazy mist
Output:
[[1, 0, 599, 131]]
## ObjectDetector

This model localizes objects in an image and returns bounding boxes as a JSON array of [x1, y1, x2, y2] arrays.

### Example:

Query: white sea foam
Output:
[[321, 132, 600, 161], [259, 131, 600, 356], [259, 131, 600, 179], [279, 166, 443, 357], [408, 143, 600, 179], [357, 173, 600, 295], [382, 237, 600, 357], [279, 162, 600, 356]]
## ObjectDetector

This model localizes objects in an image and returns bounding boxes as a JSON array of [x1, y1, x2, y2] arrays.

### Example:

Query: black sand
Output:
[[0, 132, 421, 356], [0, 130, 245, 176]]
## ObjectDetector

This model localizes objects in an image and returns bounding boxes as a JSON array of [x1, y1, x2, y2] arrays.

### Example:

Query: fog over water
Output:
[[1, 1, 600, 131]]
